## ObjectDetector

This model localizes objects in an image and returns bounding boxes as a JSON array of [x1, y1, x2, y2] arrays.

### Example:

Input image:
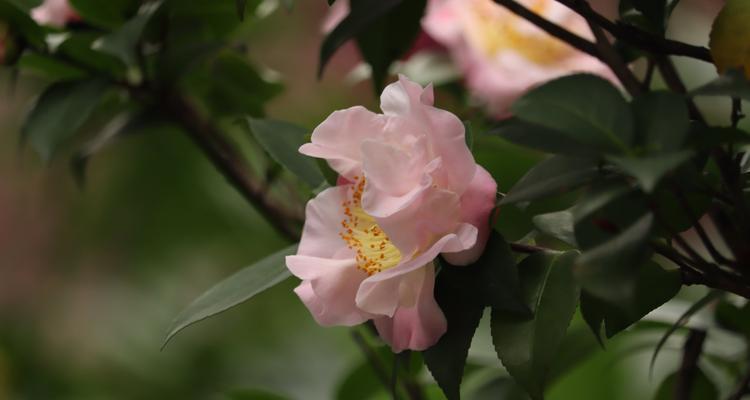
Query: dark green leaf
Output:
[[631, 91, 690, 152], [512, 74, 634, 154], [353, 0, 426, 92], [716, 300, 750, 337], [247, 118, 324, 188], [69, 0, 139, 29], [532, 210, 576, 247], [316, 157, 339, 187], [574, 213, 653, 304], [318, 0, 401, 80], [491, 251, 580, 400], [425, 233, 528, 400], [199, 53, 282, 117], [650, 291, 723, 374], [22, 79, 109, 161], [0, 0, 44, 48], [581, 261, 680, 342], [57, 32, 127, 77], [501, 156, 600, 204], [653, 369, 718, 400], [607, 150, 694, 192], [692, 69, 750, 101], [572, 184, 645, 249], [93, 1, 161, 67], [162, 244, 296, 348], [18, 53, 88, 81], [490, 118, 593, 157]]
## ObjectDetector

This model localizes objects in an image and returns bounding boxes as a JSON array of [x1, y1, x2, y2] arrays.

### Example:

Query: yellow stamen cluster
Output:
[[468, 0, 574, 65], [339, 176, 402, 275]]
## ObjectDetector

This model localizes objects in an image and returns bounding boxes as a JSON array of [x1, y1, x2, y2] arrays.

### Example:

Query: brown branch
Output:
[[163, 92, 302, 242], [675, 329, 706, 400], [492, 0, 600, 60], [553, 0, 713, 63], [582, 6, 642, 96]]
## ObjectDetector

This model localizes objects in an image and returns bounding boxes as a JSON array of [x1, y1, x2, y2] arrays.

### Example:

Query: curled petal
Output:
[[374, 264, 447, 352], [296, 185, 351, 259], [442, 166, 497, 265], [289, 256, 372, 326], [300, 106, 387, 180]]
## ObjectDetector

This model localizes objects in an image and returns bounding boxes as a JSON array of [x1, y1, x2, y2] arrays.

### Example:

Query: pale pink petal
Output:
[[374, 186, 475, 259], [296, 185, 352, 259], [31, 0, 78, 27], [293, 269, 371, 326], [300, 106, 387, 180], [361, 157, 439, 219], [373, 264, 447, 352], [360, 139, 427, 196], [442, 166, 497, 265]]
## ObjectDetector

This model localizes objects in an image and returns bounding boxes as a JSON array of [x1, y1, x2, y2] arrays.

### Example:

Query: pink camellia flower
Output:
[[287, 75, 497, 352], [31, 0, 80, 27], [422, 0, 617, 116]]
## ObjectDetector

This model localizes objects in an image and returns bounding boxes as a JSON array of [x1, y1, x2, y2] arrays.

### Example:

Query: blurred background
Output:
[[0, 0, 743, 399]]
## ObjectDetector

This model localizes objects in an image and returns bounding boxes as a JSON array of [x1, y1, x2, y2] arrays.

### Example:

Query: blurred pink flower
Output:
[[287, 75, 497, 352], [31, 0, 79, 27], [423, 0, 617, 116]]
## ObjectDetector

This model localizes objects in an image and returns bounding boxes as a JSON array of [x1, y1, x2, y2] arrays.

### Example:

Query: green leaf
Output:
[[463, 120, 474, 151], [607, 150, 694, 192], [93, 1, 162, 67], [512, 74, 634, 154], [353, 0, 426, 92], [631, 91, 690, 152], [57, 32, 127, 77], [318, 0, 401, 79], [246, 118, 325, 188], [501, 155, 600, 205], [162, 244, 296, 348], [18, 53, 88, 81], [200, 53, 283, 117], [425, 233, 528, 400], [572, 183, 646, 249], [22, 79, 109, 161], [335, 359, 387, 400], [650, 291, 722, 374], [0, 0, 45, 48], [574, 213, 653, 304], [715, 299, 750, 337], [653, 369, 719, 400], [490, 118, 593, 157], [692, 69, 750, 101], [491, 251, 580, 400], [532, 210, 577, 246], [580, 261, 680, 342], [68, 0, 139, 29]]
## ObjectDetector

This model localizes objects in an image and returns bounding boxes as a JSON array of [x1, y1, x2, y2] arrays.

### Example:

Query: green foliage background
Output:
[[0, 0, 746, 399]]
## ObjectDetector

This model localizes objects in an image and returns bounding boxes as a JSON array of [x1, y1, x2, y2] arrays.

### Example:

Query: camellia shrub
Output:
[[2, 0, 750, 398]]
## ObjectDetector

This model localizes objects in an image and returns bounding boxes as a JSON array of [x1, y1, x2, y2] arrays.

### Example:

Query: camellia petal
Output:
[[373, 264, 447, 352]]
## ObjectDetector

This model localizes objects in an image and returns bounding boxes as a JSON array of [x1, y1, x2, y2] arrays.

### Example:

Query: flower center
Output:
[[339, 176, 402, 275], [467, 0, 575, 65]]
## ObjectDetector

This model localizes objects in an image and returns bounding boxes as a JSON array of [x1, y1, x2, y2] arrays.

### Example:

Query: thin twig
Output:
[[579, 0, 642, 96], [492, 0, 600, 60], [553, 0, 713, 63], [509, 242, 557, 254], [675, 329, 706, 400], [351, 329, 392, 391]]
